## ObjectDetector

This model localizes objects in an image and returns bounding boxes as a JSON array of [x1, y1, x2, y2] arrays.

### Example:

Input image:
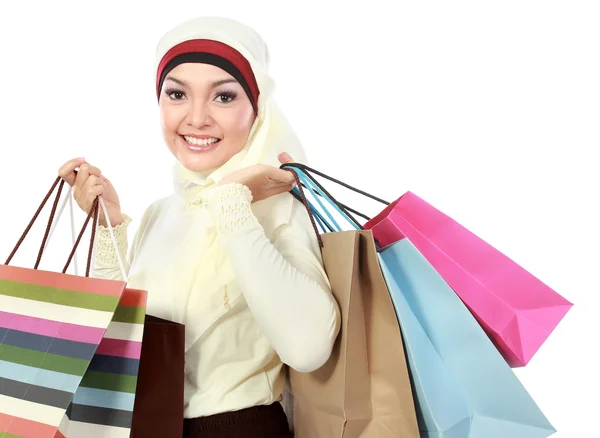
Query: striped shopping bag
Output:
[[0, 177, 146, 437], [0, 265, 127, 438], [58, 288, 147, 437]]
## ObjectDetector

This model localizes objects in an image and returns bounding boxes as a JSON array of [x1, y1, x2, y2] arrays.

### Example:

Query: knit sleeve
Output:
[[208, 183, 341, 373], [208, 183, 259, 234], [93, 200, 159, 282], [93, 215, 132, 281]]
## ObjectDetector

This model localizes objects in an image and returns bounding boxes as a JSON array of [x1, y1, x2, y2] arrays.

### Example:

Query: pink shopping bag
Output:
[[364, 191, 573, 367]]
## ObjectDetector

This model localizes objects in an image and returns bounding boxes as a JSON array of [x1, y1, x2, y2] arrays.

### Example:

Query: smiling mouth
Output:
[[181, 135, 221, 150]]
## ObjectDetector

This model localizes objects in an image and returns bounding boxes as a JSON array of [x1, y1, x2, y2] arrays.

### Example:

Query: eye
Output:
[[165, 87, 186, 100], [215, 91, 238, 103]]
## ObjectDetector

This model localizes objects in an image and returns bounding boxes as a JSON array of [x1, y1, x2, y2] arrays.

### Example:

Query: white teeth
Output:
[[184, 136, 220, 146]]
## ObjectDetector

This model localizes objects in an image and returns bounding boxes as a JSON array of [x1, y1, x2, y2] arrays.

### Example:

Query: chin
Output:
[[178, 157, 218, 173], [174, 149, 227, 173]]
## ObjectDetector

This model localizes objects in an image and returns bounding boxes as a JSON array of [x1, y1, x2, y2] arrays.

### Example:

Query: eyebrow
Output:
[[164, 76, 238, 88]]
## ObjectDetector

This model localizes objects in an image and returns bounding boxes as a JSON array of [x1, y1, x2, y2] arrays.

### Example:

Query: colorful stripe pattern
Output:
[[60, 288, 147, 436], [0, 264, 127, 438]]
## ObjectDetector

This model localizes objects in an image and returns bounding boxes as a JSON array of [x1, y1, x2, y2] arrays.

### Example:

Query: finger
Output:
[[281, 169, 299, 186], [267, 181, 297, 199], [82, 174, 103, 193], [82, 176, 105, 203], [79, 163, 102, 178], [278, 152, 295, 165], [78, 173, 101, 202], [275, 178, 297, 188], [88, 184, 105, 201], [267, 168, 297, 184], [74, 163, 102, 193], [73, 163, 90, 197], [99, 174, 112, 186], [58, 157, 86, 186]]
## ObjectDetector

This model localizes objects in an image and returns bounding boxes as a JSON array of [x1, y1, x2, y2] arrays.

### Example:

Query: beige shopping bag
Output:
[[289, 230, 419, 438]]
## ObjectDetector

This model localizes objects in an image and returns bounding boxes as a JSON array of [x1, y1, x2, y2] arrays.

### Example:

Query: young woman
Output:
[[58, 16, 340, 438]]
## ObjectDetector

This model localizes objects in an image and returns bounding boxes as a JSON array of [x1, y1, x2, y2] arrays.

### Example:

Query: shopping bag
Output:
[[44, 179, 185, 437], [285, 171, 419, 438], [48, 183, 184, 437], [57, 287, 148, 437], [285, 166, 556, 437], [129, 315, 185, 438], [0, 177, 168, 437], [57, 310, 186, 438], [379, 239, 556, 437], [364, 191, 573, 367], [0, 178, 133, 437], [282, 162, 572, 367], [0, 265, 131, 438]]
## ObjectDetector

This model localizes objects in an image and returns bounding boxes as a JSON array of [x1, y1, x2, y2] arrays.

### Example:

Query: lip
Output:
[[180, 135, 221, 152], [181, 134, 221, 140]]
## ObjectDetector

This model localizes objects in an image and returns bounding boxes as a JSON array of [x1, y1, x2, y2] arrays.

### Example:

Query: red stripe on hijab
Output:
[[156, 39, 259, 106]]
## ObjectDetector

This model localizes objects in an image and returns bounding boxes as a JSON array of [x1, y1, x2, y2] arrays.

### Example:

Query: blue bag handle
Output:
[[284, 165, 386, 251], [294, 170, 343, 232], [296, 169, 360, 232], [288, 167, 362, 233], [293, 187, 330, 234], [281, 163, 370, 228]]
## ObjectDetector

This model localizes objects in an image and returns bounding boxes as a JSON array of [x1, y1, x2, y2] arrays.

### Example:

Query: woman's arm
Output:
[[209, 183, 341, 373], [93, 215, 132, 281], [93, 201, 159, 281]]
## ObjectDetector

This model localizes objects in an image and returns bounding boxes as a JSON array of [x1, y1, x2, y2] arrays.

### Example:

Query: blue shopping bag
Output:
[[379, 240, 555, 437], [285, 165, 556, 437]]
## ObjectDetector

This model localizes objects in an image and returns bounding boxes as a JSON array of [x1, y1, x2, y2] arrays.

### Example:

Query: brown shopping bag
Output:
[[130, 315, 185, 438], [288, 229, 419, 438]]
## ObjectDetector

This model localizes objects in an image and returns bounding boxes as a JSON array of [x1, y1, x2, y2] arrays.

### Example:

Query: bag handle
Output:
[[294, 181, 372, 222], [286, 170, 324, 248], [293, 168, 364, 231], [285, 166, 385, 247], [5, 176, 100, 277], [289, 189, 334, 233], [281, 162, 391, 208], [43, 183, 81, 275], [284, 166, 376, 243], [5, 176, 64, 268], [45, 177, 128, 281]]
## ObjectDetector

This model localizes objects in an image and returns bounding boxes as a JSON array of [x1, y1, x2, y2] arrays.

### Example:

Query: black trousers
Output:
[[183, 403, 293, 438]]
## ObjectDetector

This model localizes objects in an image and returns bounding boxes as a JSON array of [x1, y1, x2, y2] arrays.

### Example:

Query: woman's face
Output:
[[159, 63, 255, 172]]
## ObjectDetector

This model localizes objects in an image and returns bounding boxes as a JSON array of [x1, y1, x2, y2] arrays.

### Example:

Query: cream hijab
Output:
[[154, 17, 308, 350]]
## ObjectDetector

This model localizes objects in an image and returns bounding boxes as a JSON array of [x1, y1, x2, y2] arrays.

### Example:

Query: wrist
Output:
[[207, 184, 258, 235], [99, 213, 124, 228], [212, 183, 253, 202]]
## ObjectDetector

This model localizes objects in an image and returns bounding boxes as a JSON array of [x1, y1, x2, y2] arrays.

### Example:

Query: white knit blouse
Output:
[[92, 183, 341, 418]]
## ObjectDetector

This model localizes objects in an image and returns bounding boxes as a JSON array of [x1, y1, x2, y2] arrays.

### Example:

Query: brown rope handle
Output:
[[35, 177, 66, 269], [5, 176, 62, 266], [62, 197, 99, 276], [5, 176, 100, 277], [284, 169, 323, 248]]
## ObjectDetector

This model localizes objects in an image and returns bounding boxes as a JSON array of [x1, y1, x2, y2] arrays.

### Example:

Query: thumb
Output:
[[278, 152, 294, 164]]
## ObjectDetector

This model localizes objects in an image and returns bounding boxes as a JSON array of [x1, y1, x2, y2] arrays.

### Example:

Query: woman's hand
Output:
[[217, 152, 297, 203], [58, 157, 124, 227]]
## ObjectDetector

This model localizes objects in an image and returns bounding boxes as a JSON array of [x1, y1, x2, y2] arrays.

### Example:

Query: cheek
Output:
[[227, 106, 255, 138], [159, 103, 182, 136]]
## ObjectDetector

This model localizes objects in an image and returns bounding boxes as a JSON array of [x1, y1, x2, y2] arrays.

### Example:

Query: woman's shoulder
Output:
[[136, 194, 178, 227], [142, 195, 169, 216]]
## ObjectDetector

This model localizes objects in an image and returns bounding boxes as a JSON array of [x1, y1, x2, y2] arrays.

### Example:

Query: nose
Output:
[[187, 99, 213, 128]]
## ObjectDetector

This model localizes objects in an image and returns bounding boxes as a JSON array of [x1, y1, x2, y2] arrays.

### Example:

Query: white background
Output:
[[0, 1, 597, 436]]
